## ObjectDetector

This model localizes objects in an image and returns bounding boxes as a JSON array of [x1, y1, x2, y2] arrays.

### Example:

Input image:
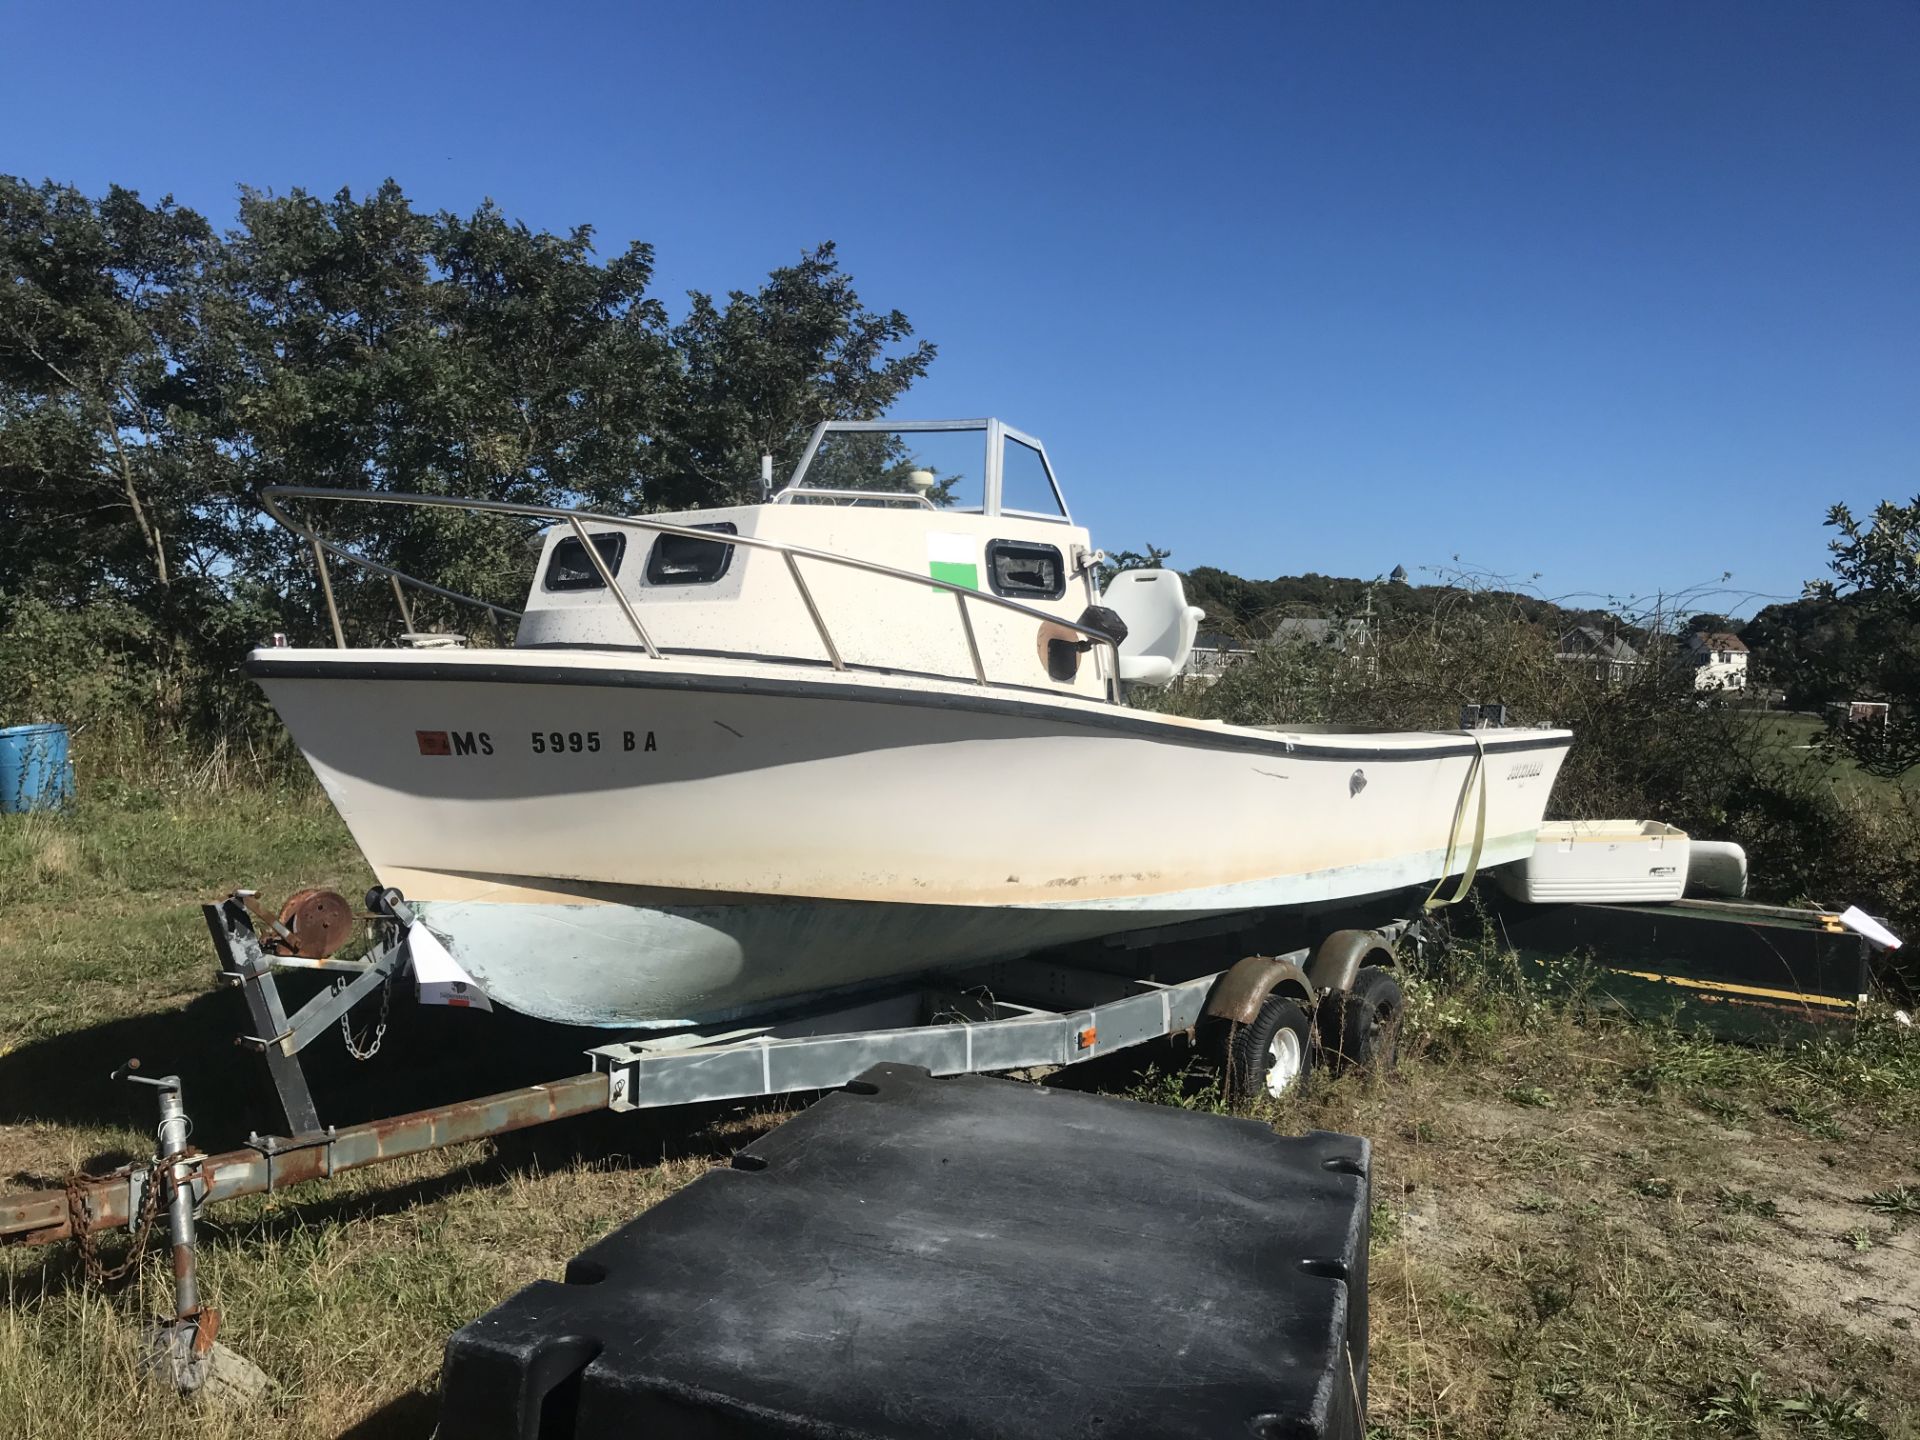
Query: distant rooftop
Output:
[[1559, 625, 1641, 663], [1691, 631, 1749, 653], [1271, 617, 1371, 652]]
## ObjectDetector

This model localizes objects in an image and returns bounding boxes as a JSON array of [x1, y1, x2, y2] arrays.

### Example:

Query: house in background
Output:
[[1832, 699, 1889, 729], [1182, 617, 1372, 685], [1556, 626, 1643, 686], [1685, 632, 1749, 692], [1185, 629, 1257, 681], [1270, 617, 1371, 653]]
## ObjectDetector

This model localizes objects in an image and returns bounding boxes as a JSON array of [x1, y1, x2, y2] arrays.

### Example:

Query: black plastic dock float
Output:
[[439, 1063, 1371, 1440]]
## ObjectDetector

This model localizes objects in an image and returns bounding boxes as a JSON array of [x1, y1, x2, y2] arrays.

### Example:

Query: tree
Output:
[[657, 243, 935, 509], [202, 183, 678, 636], [1742, 595, 1860, 707], [1810, 497, 1920, 776], [1093, 544, 1171, 592], [0, 178, 218, 607], [1, 176, 941, 738], [1683, 612, 1738, 637]]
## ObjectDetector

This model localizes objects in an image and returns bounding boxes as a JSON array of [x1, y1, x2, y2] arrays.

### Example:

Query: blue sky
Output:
[[4, 1, 1915, 617]]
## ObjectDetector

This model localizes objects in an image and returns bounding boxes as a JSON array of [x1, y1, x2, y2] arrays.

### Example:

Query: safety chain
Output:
[[63, 1150, 179, 1286], [337, 969, 392, 1060]]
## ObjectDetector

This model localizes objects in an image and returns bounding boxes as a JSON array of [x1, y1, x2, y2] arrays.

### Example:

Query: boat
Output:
[[249, 418, 1572, 1027]]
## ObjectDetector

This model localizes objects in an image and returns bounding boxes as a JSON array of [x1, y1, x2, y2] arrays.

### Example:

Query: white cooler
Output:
[[1496, 820, 1690, 904]]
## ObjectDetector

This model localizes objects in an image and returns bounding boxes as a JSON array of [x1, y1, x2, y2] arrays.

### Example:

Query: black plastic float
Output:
[[439, 1063, 1371, 1440]]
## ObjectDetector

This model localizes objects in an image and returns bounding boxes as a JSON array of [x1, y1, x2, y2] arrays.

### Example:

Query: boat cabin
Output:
[[516, 420, 1206, 700]]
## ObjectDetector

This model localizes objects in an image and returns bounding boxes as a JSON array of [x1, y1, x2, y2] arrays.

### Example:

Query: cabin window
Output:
[[645, 522, 738, 585], [1001, 438, 1065, 517], [986, 540, 1066, 600], [543, 532, 627, 591]]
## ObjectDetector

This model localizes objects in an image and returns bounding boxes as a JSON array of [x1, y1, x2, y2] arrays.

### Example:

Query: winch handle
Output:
[[112, 1058, 181, 1093]]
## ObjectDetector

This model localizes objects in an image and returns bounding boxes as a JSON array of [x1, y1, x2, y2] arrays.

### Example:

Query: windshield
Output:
[[794, 427, 986, 510]]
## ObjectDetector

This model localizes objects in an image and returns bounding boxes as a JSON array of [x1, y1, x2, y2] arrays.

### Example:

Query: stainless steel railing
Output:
[[770, 486, 936, 508], [261, 486, 1122, 702]]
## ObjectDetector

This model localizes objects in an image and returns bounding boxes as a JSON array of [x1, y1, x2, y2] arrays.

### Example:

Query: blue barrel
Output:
[[0, 723, 75, 813]]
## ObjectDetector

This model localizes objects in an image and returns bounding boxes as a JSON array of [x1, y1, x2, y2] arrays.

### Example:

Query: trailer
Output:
[[0, 885, 1421, 1392], [0, 876, 1884, 1396]]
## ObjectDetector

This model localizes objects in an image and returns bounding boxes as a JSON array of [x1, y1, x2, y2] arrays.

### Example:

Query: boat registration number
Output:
[[416, 728, 659, 757], [529, 730, 655, 754]]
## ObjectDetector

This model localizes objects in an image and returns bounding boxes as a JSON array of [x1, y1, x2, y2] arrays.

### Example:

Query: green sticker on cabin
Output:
[[927, 533, 979, 590]]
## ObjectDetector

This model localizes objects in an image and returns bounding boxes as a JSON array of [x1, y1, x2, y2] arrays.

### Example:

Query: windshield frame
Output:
[[780, 418, 1071, 523]]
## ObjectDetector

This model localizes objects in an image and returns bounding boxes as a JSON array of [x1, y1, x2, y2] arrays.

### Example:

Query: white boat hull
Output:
[[251, 649, 1571, 1026]]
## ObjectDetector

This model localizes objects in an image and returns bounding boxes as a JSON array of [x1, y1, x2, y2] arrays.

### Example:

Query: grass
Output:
[[1755, 711, 1897, 798], [4, 772, 1920, 1438]]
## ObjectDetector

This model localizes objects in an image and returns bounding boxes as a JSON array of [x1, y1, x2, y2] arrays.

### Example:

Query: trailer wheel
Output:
[[1320, 965, 1405, 1074], [1227, 994, 1315, 1101]]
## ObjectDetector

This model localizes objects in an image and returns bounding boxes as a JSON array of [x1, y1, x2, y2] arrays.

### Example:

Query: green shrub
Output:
[[1156, 588, 1917, 988]]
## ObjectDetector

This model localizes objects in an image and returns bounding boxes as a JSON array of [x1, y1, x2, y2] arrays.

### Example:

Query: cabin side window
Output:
[[986, 540, 1066, 600], [543, 532, 627, 591], [645, 523, 738, 586]]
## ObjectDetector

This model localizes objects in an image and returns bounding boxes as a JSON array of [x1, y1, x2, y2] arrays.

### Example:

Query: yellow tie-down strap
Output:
[[1424, 733, 1488, 912]]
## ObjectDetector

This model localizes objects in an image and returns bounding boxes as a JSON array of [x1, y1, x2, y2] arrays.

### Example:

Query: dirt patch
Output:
[[1390, 1085, 1920, 1346], [1717, 1129, 1920, 1344], [1279, 1051, 1920, 1437]]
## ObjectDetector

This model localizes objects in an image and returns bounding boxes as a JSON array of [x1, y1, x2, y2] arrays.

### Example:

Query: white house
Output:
[[1686, 632, 1749, 692]]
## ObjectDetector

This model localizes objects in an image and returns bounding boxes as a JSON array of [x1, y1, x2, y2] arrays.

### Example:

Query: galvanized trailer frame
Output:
[[211, 885, 1270, 1134], [5, 891, 1404, 1256], [8, 889, 1405, 1392]]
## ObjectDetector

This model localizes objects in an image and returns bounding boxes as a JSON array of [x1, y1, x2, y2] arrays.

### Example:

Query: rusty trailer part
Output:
[[1199, 953, 1317, 1026], [0, 1072, 610, 1247], [0, 884, 1419, 1401], [268, 887, 355, 959]]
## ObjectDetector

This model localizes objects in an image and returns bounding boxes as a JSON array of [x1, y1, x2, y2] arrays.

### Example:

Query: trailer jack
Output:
[[99, 1065, 271, 1401]]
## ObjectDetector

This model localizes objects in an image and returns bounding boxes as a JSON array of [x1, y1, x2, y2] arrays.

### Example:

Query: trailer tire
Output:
[[1320, 965, 1405, 1074], [1226, 994, 1314, 1101]]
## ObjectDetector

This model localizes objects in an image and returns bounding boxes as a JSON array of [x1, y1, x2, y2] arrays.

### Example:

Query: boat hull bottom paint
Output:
[[416, 836, 1540, 1028]]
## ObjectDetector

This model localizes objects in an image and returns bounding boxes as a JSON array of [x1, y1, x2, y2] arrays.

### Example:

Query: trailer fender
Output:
[[1203, 954, 1316, 1027], [1306, 929, 1397, 998]]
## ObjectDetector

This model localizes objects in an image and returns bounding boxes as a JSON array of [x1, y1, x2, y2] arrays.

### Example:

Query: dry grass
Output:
[[1128, 970, 1920, 1439], [3, 780, 1919, 1438]]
